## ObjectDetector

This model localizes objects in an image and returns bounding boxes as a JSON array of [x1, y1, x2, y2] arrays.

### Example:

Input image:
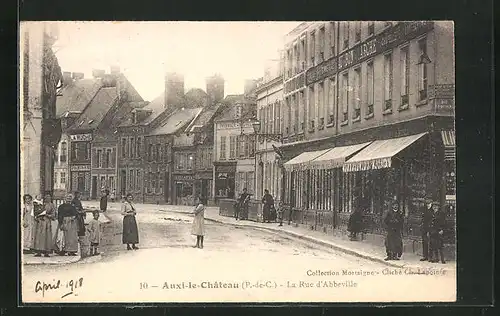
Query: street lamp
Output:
[[250, 120, 282, 143]]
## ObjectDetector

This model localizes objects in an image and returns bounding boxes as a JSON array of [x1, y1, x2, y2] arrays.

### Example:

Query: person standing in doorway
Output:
[[72, 191, 86, 239], [121, 193, 139, 250], [100, 190, 109, 212], [262, 189, 275, 223], [383, 201, 404, 261], [419, 196, 434, 261], [429, 201, 447, 264], [57, 194, 79, 256], [22, 194, 35, 254], [191, 196, 206, 249], [33, 194, 57, 257]]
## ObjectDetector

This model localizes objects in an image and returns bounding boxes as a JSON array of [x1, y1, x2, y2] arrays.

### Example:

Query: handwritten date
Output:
[[35, 277, 83, 298]]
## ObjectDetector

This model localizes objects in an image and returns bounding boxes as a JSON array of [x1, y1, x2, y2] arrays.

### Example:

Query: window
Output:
[[294, 44, 299, 74], [310, 32, 316, 66], [136, 137, 142, 158], [355, 21, 361, 43], [131, 138, 136, 158], [418, 37, 428, 101], [286, 49, 292, 77], [109, 176, 115, 192], [400, 46, 410, 106], [341, 73, 349, 123], [60, 172, 66, 184], [329, 22, 336, 55], [319, 27, 325, 62], [60, 142, 67, 162], [308, 86, 315, 130], [158, 172, 163, 194], [246, 171, 255, 194], [110, 148, 116, 168], [292, 95, 298, 133], [229, 136, 236, 159], [249, 136, 255, 157], [366, 61, 374, 116], [105, 149, 111, 168], [276, 101, 281, 134], [148, 144, 153, 161], [299, 91, 305, 132], [157, 144, 161, 161], [300, 38, 306, 70], [368, 22, 375, 37], [151, 171, 156, 193], [96, 149, 102, 168], [353, 68, 361, 119], [101, 176, 107, 190], [342, 22, 349, 50], [187, 154, 194, 170], [328, 78, 336, 125], [238, 135, 246, 158], [383, 53, 393, 111], [86, 143, 91, 160], [121, 138, 126, 158], [219, 136, 227, 160], [318, 82, 324, 128]]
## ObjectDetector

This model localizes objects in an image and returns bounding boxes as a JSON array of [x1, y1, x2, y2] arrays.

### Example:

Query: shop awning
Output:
[[441, 130, 455, 160], [343, 133, 427, 172], [305, 142, 372, 170], [283, 149, 330, 171]]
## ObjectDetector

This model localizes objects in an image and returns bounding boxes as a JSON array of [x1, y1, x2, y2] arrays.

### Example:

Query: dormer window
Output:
[[132, 112, 137, 124]]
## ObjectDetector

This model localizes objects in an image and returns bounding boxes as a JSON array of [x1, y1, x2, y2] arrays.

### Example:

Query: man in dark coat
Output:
[[348, 208, 363, 241], [72, 191, 86, 237], [420, 196, 434, 261], [384, 201, 404, 260], [100, 190, 109, 212], [262, 189, 275, 223], [429, 201, 447, 264], [235, 188, 250, 220]]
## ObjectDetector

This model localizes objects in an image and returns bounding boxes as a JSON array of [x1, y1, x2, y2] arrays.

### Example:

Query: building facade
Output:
[[21, 22, 62, 199], [276, 21, 455, 246]]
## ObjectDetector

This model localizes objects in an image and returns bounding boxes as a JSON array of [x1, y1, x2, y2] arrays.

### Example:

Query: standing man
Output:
[[72, 191, 86, 238], [420, 196, 434, 261], [261, 189, 275, 223], [100, 190, 109, 212], [236, 188, 250, 221], [429, 201, 447, 264], [383, 201, 404, 261]]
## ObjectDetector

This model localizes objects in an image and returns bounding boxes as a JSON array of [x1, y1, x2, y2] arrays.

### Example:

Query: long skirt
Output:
[[191, 212, 205, 236], [33, 218, 53, 252], [123, 215, 139, 244], [62, 217, 79, 253], [262, 205, 271, 221], [429, 232, 444, 251], [385, 230, 403, 256], [23, 215, 35, 250], [76, 213, 86, 237]]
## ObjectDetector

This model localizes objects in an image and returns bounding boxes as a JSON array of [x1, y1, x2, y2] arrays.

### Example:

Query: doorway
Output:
[[91, 176, 97, 200], [163, 172, 170, 203], [120, 170, 127, 197]]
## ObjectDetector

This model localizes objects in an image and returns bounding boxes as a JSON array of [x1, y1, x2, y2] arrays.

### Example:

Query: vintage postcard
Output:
[[20, 21, 456, 303]]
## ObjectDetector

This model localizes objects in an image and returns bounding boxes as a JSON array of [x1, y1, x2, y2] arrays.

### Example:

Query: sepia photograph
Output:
[[20, 21, 456, 303]]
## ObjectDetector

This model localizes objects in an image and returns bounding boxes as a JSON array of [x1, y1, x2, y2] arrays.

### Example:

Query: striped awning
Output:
[[343, 133, 427, 172], [305, 142, 372, 170], [283, 149, 330, 171], [441, 130, 456, 160]]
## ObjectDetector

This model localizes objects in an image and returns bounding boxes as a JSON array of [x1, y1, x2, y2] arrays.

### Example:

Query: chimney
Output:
[[164, 72, 185, 109], [92, 69, 105, 78], [206, 74, 225, 105], [244, 79, 258, 95], [72, 72, 84, 80], [62, 71, 72, 86], [110, 66, 126, 100], [110, 65, 120, 74]]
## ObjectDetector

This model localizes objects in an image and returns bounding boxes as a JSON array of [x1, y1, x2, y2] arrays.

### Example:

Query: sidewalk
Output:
[[23, 209, 112, 266], [81, 201, 456, 272]]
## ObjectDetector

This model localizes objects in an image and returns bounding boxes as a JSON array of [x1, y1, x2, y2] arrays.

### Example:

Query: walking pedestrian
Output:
[[88, 210, 101, 256], [429, 201, 446, 264], [100, 190, 109, 212], [22, 194, 35, 254], [235, 188, 250, 220], [57, 194, 79, 256], [72, 192, 86, 238], [383, 201, 404, 261], [191, 196, 206, 249], [110, 189, 116, 202], [419, 196, 434, 261], [33, 194, 57, 257], [121, 193, 139, 250], [262, 189, 275, 223], [347, 208, 363, 241]]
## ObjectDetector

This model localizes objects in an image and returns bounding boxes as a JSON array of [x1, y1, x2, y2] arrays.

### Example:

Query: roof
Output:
[[56, 79, 102, 117], [185, 88, 209, 108], [186, 104, 221, 133], [69, 88, 118, 130], [120, 92, 165, 127], [149, 108, 202, 136]]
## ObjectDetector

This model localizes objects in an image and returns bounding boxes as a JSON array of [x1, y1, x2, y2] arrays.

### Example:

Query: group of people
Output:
[[22, 192, 103, 258], [346, 196, 447, 264], [233, 188, 283, 225]]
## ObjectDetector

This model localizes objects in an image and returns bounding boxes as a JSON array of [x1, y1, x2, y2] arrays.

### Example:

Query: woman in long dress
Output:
[[33, 194, 57, 257], [22, 194, 35, 254], [122, 193, 139, 250], [57, 193, 79, 256], [191, 196, 206, 249], [383, 201, 404, 260]]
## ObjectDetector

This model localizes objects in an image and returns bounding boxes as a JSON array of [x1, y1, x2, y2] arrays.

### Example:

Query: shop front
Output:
[[214, 162, 236, 203], [172, 174, 195, 206], [195, 171, 213, 204], [70, 164, 91, 200]]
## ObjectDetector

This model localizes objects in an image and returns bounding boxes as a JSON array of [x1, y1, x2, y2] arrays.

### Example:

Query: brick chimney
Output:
[[165, 72, 185, 109], [206, 74, 225, 105]]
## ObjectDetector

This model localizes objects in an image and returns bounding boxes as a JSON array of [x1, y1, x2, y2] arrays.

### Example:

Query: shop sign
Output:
[[284, 73, 306, 94], [70, 165, 91, 171], [173, 174, 194, 181], [337, 21, 434, 73], [195, 172, 213, 180], [70, 133, 92, 142], [217, 172, 228, 179], [305, 58, 338, 85], [435, 98, 454, 111], [215, 165, 236, 173]]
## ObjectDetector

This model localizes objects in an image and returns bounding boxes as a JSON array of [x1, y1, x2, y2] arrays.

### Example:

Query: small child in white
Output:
[[88, 210, 101, 256]]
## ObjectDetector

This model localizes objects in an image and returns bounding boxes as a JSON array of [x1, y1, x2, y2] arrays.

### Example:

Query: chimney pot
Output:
[[92, 69, 105, 78], [110, 66, 120, 74]]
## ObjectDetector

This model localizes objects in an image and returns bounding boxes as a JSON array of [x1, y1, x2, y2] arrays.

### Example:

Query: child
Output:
[[277, 201, 284, 226], [88, 210, 101, 256]]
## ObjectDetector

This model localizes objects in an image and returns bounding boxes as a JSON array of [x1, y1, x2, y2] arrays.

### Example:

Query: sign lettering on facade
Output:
[[70, 134, 93, 142], [429, 84, 455, 99], [284, 73, 306, 94], [173, 174, 194, 181], [305, 21, 434, 85], [218, 122, 253, 130], [215, 165, 236, 173], [70, 165, 91, 171], [195, 172, 213, 180]]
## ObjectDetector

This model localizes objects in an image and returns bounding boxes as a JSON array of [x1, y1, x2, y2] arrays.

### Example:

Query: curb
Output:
[[23, 255, 82, 266]]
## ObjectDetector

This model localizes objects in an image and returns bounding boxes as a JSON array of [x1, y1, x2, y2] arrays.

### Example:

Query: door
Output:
[[174, 182, 183, 205], [120, 170, 127, 197], [91, 176, 97, 200], [163, 172, 170, 203]]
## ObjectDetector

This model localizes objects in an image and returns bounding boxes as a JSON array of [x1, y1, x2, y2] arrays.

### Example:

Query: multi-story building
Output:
[[277, 21, 455, 251], [66, 68, 144, 200]]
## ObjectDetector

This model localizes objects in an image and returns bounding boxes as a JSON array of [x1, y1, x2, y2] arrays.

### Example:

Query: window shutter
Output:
[[92, 149, 97, 168]]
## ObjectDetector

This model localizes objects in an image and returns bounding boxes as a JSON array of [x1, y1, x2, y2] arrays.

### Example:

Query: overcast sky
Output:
[[50, 21, 300, 101]]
